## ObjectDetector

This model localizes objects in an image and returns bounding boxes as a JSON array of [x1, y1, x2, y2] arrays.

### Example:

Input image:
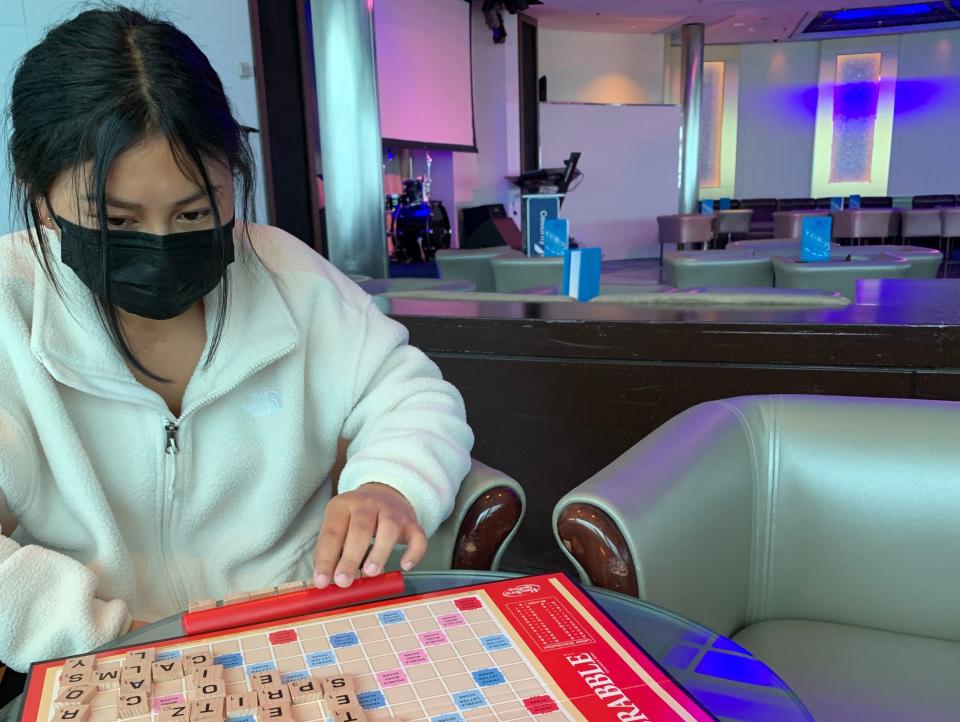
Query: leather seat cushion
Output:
[[733, 619, 960, 722]]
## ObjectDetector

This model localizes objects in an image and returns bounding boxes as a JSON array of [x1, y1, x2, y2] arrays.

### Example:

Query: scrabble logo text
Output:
[[565, 652, 649, 722]]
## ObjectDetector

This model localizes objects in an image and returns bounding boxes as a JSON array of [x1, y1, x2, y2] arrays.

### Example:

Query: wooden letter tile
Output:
[[249, 672, 280, 690], [118, 693, 150, 719], [158, 703, 192, 722], [54, 705, 90, 722], [152, 660, 185, 682], [225, 692, 259, 717], [221, 592, 250, 605], [183, 653, 213, 676], [258, 701, 293, 721], [124, 650, 156, 667], [94, 668, 121, 691], [119, 676, 152, 696], [277, 581, 308, 593], [64, 655, 96, 672], [193, 665, 224, 685], [334, 706, 367, 722], [248, 587, 276, 600], [288, 679, 322, 704], [196, 679, 226, 699], [320, 675, 351, 697], [191, 697, 225, 721], [60, 670, 93, 688], [257, 685, 289, 705], [54, 685, 97, 707], [120, 665, 147, 682], [189, 598, 217, 612], [328, 691, 358, 709]]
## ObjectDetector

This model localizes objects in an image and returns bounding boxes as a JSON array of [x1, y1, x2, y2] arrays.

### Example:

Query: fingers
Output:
[[400, 523, 428, 572], [314, 485, 428, 590], [333, 509, 377, 588], [313, 501, 350, 589], [362, 514, 402, 578]]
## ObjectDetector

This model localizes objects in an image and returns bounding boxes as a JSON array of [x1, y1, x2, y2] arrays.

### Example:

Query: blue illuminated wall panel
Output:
[[830, 52, 882, 182]]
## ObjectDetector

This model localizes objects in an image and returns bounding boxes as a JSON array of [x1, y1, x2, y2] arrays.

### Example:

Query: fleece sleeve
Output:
[[337, 297, 475, 537], [0, 409, 130, 672]]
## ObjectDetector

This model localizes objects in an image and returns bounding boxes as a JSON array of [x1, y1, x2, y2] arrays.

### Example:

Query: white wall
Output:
[[0, 0, 265, 234], [734, 41, 821, 198], [539, 28, 666, 104], [889, 29, 960, 195], [540, 102, 681, 260], [451, 1, 522, 241]]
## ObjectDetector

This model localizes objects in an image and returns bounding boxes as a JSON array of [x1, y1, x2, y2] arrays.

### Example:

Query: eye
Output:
[[106, 216, 132, 229], [179, 208, 212, 224]]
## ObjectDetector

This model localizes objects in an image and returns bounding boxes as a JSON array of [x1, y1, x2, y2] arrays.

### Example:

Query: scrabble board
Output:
[[20, 574, 716, 722]]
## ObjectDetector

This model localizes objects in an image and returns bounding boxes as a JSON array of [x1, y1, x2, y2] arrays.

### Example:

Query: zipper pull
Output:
[[164, 420, 179, 455]]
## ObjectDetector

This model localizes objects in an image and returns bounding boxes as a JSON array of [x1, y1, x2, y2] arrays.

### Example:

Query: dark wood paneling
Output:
[[430, 354, 927, 572]]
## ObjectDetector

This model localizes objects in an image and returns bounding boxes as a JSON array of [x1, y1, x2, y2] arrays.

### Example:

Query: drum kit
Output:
[[386, 153, 452, 263]]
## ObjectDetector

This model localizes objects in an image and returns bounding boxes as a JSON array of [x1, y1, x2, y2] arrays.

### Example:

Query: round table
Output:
[[0, 571, 813, 722]]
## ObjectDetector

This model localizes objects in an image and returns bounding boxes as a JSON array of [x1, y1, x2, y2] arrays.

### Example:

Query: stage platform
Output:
[[386, 278, 960, 575]]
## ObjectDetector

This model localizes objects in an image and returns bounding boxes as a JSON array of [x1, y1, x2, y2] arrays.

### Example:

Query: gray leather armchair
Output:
[[390, 459, 525, 571], [554, 395, 960, 722]]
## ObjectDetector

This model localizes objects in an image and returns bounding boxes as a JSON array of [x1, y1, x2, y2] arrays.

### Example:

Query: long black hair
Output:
[[8, 4, 256, 381]]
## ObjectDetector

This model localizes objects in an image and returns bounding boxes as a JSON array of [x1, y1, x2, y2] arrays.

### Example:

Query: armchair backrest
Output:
[[725, 395, 960, 641], [558, 394, 960, 641]]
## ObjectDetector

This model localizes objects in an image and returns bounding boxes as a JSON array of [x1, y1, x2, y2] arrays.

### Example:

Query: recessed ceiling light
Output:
[[733, 22, 745, 26], [748, 27, 755, 31]]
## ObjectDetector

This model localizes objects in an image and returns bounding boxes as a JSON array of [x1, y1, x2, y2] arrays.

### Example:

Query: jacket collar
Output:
[[31, 224, 299, 416]]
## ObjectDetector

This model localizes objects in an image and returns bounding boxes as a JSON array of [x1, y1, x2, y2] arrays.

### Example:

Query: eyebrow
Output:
[[86, 186, 219, 210]]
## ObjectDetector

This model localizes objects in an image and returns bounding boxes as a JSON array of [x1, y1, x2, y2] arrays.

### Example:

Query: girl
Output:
[[0, 6, 473, 671]]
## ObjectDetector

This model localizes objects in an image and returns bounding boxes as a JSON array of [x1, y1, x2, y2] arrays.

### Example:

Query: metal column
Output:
[[679, 23, 705, 215], [309, 0, 387, 278]]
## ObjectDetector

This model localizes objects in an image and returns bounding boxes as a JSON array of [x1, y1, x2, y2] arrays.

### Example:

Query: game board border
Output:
[[18, 573, 719, 722]]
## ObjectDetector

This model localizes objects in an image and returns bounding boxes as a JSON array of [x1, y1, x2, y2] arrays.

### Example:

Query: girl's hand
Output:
[[313, 483, 427, 589]]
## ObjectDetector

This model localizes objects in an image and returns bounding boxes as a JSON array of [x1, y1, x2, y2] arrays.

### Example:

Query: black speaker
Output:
[[538, 75, 547, 102], [460, 204, 521, 250]]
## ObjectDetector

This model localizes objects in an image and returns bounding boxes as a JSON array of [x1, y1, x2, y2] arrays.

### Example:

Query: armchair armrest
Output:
[[553, 400, 756, 637], [391, 460, 525, 572]]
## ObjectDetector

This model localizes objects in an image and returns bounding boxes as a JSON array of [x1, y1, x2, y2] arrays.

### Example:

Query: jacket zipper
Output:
[[159, 418, 185, 610], [156, 343, 296, 611]]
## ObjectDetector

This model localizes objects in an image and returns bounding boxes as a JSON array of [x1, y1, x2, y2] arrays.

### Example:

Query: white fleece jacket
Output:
[[0, 223, 473, 672]]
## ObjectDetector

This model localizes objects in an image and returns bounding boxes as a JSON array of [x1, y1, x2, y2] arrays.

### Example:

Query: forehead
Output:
[[103, 135, 229, 202]]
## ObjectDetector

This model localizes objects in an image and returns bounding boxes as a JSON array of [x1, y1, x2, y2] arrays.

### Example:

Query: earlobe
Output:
[[34, 201, 55, 230]]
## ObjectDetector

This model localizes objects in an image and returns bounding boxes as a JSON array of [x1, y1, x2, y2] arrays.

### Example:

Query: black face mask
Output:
[[55, 214, 235, 320]]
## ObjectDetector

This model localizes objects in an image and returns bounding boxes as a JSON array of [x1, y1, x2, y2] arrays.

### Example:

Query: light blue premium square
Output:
[[452, 690, 488, 710], [329, 632, 359, 648], [156, 651, 182, 661], [306, 651, 337, 668], [430, 715, 466, 722], [377, 610, 406, 625], [471, 668, 506, 687], [245, 661, 277, 675], [358, 691, 387, 710], [281, 670, 311, 684], [479, 635, 512, 652], [214, 653, 244, 669]]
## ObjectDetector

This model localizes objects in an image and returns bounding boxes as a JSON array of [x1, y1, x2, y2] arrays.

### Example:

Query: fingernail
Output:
[[364, 562, 380, 576], [314, 573, 329, 589], [335, 573, 352, 588], [401, 560, 414, 571]]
